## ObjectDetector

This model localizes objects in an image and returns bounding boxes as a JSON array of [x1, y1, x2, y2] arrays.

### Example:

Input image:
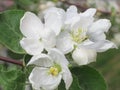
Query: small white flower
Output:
[[28, 49, 73, 90], [56, 6, 117, 65], [20, 7, 65, 55]]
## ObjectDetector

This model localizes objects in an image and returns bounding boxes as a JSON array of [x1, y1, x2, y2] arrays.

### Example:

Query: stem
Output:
[[0, 56, 23, 66], [59, 0, 118, 15]]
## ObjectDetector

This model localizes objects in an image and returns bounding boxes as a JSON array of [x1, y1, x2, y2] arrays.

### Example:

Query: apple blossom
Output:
[[20, 7, 64, 55], [55, 6, 117, 65], [27, 49, 73, 90]]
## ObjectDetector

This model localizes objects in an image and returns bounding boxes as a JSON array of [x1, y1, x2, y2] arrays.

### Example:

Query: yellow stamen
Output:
[[49, 67, 59, 76], [71, 28, 88, 44], [49, 64, 61, 76]]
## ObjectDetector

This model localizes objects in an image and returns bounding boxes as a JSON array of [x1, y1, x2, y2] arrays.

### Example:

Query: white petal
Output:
[[80, 40, 117, 52], [73, 17, 94, 31], [56, 31, 74, 54], [72, 14, 94, 30], [72, 48, 88, 65], [62, 66, 73, 90], [20, 38, 44, 55], [82, 8, 96, 17], [80, 39, 94, 46], [88, 32, 106, 41], [85, 48, 97, 64], [44, 7, 65, 35], [88, 19, 111, 33], [20, 12, 44, 39], [65, 5, 80, 26], [96, 40, 117, 52], [66, 5, 78, 19], [42, 28, 56, 51], [65, 8, 96, 30], [87, 19, 111, 41], [72, 47, 96, 65], [71, 8, 96, 29], [41, 74, 62, 90], [27, 54, 53, 67], [48, 48, 69, 66], [29, 67, 62, 90], [29, 67, 47, 90]]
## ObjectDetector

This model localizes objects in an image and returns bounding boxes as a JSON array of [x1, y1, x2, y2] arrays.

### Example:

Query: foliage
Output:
[[59, 66, 107, 90], [0, 65, 26, 90], [0, 10, 25, 54]]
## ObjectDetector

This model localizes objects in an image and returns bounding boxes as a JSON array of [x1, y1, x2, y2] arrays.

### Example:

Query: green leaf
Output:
[[58, 80, 65, 90], [0, 64, 26, 90], [71, 66, 107, 90], [58, 74, 82, 90], [69, 75, 83, 90], [7, 50, 24, 60], [23, 54, 32, 66], [0, 10, 26, 54], [58, 66, 106, 90]]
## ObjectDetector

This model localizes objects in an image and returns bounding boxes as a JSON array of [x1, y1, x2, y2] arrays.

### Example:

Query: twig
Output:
[[60, 0, 113, 15], [0, 56, 23, 66]]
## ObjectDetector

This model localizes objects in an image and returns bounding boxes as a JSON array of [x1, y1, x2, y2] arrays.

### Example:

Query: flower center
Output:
[[49, 67, 59, 76], [39, 38, 42, 41], [49, 64, 61, 76], [71, 28, 88, 44]]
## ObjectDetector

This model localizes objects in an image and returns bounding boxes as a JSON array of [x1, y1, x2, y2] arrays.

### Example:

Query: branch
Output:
[[60, 0, 113, 15], [0, 56, 23, 66]]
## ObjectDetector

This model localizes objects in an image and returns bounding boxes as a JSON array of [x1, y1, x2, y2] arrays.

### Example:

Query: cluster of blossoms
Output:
[[20, 5, 116, 90]]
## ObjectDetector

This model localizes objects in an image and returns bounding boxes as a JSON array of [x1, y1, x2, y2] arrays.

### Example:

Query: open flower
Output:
[[56, 6, 117, 65], [20, 7, 65, 55], [28, 49, 73, 90]]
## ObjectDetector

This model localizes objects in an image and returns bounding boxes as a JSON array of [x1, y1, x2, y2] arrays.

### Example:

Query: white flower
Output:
[[28, 49, 73, 90], [56, 6, 117, 65], [20, 7, 65, 55]]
